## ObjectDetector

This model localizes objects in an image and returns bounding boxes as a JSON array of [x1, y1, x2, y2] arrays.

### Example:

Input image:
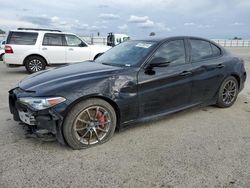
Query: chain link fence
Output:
[[212, 39, 250, 47], [80, 36, 107, 45], [1, 33, 250, 47]]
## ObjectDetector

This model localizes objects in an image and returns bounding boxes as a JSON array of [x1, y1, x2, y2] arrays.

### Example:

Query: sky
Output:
[[0, 0, 250, 39]]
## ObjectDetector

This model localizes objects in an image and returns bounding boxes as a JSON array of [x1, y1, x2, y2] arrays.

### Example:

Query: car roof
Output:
[[9, 29, 75, 35], [133, 36, 214, 43]]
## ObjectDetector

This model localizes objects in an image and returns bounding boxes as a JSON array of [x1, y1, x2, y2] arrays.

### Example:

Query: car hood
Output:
[[19, 61, 122, 91]]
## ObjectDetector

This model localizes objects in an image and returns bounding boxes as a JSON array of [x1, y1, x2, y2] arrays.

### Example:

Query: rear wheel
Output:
[[93, 53, 103, 60], [216, 76, 238, 108], [63, 99, 117, 149], [25, 56, 46, 73]]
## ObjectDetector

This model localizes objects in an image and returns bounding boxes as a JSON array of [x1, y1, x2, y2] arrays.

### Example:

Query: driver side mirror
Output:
[[79, 42, 87, 47], [148, 57, 170, 68]]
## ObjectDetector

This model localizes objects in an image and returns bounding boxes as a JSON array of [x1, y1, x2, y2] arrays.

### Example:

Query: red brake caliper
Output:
[[96, 111, 106, 128]]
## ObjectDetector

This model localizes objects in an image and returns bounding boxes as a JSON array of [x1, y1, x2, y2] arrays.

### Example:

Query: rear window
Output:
[[42, 33, 64, 46], [7, 32, 38, 45]]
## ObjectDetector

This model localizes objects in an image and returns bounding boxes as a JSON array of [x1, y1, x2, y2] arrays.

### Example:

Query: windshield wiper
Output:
[[101, 62, 128, 67], [101, 62, 114, 66]]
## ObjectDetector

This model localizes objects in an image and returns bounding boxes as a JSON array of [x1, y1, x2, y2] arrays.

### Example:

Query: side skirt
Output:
[[119, 101, 215, 130]]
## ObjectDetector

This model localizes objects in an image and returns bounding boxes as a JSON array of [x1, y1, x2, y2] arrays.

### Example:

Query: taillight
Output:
[[5, 45, 13, 53]]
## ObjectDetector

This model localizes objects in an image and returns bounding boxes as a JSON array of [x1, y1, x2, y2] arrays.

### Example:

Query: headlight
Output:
[[19, 97, 66, 110]]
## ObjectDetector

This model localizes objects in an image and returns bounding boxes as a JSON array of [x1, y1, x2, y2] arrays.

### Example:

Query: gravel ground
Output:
[[0, 47, 249, 188]]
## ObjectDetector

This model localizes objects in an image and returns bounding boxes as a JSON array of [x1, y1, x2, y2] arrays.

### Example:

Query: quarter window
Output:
[[152, 40, 186, 66], [43, 33, 64, 46], [65, 35, 86, 47]]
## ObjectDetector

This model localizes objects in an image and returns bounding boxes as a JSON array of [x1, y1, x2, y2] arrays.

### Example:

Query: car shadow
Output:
[[6, 105, 218, 151], [118, 105, 217, 133], [5, 69, 28, 75]]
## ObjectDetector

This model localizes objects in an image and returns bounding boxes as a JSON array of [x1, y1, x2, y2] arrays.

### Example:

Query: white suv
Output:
[[4, 28, 111, 73]]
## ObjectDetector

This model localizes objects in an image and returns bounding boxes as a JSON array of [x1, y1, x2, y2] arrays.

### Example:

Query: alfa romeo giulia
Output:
[[9, 36, 246, 149]]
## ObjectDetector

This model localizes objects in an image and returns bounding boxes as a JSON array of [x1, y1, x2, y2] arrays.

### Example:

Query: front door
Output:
[[138, 39, 193, 117], [65, 34, 91, 63]]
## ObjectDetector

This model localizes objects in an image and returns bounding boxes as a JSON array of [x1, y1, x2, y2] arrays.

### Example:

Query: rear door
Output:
[[188, 38, 225, 103], [41, 33, 66, 64], [138, 39, 193, 117], [65, 34, 91, 63]]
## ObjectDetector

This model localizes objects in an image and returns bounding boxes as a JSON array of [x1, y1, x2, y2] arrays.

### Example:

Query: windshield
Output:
[[96, 41, 156, 67]]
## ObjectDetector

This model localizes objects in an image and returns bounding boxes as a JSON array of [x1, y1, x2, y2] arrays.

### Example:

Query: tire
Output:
[[24, 56, 46, 73], [93, 53, 103, 60], [216, 76, 239, 108], [63, 98, 117, 149]]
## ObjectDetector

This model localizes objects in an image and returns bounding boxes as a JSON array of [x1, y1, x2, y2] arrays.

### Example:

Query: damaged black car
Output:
[[9, 36, 246, 149]]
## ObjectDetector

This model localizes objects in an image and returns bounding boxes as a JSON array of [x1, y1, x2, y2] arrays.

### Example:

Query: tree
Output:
[[149, 32, 156, 36], [0, 29, 5, 34], [233, 36, 242, 40]]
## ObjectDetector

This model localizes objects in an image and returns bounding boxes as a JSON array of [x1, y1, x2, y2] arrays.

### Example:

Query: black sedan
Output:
[[9, 36, 246, 149]]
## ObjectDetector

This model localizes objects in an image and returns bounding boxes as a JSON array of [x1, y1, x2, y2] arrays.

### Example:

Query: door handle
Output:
[[69, 48, 74, 51], [216, 64, 225, 69], [180, 71, 192, 76], [42, 47, 47, 50]]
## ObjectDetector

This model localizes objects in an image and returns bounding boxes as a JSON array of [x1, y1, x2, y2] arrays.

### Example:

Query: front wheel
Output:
[[63, 99, 117, 149], [216, 76, 238, 108], [25, 56, 46, 73]]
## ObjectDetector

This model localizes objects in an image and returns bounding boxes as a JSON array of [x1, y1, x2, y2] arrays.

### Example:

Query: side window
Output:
[[65, 35, 86, 47], [190, 39, 213, 61], [43, 33, 64, 46], [151, 40, 186, 66], [211, 43, 221, 57], [7, 32, 38, 45]]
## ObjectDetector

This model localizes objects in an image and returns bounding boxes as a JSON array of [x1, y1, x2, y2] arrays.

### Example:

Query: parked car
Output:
[[9, 36, 246, 149], [107, 33, 130, 46], [0, 40, 5, 49], [0, 40, 5, 61], [3, 28, 111, 73], [0, 49, 4, 61]]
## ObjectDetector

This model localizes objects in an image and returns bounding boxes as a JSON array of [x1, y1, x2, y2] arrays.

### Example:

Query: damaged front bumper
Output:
[[9, 88, 67, 144]]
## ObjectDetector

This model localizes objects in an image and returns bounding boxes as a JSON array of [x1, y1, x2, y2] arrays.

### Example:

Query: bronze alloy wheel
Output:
[[73, 106, 112, 145], [63, 99, 117, 149]]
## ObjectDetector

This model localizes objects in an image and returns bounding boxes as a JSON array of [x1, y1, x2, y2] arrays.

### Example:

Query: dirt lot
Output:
[[0, 48, 249, 188]]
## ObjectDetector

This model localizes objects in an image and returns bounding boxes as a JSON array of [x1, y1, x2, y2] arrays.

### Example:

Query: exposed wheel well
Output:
[[64, 96, 121, 129], [23, 54, 48, 65]]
